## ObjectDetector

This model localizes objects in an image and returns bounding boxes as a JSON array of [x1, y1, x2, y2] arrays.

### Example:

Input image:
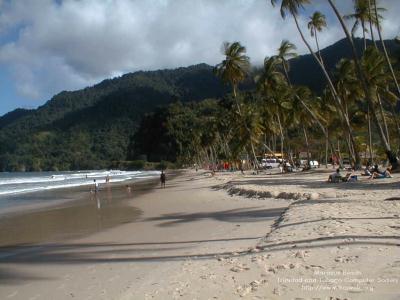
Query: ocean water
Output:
[[0, 170, 160, 210]]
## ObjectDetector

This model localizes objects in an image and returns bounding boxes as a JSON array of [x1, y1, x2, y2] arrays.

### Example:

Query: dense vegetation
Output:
[[1, 0, 399, 172]]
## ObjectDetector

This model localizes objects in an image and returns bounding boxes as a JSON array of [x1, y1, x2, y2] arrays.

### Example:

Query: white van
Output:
[[261, 158, 280, 169]]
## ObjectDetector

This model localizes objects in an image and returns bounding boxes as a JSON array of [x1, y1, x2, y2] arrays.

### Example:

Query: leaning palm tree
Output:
[[256, 56, 288, 159], [327, 0, 398, 168], [277, 40, 297, 85], [276, 39, 334, 161], [215, 42, 250, 112], [214, 42, 259, 168], [270, 0, 362, 168], [345, 0, 372, 51], [345, 0, 380, 163], [370, 0, 400, 98], [307, 11, 327, 63]]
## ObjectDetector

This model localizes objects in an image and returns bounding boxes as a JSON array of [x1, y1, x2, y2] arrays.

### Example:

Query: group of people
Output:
[[328, 164, 393, 183], [328, 168, 357, 183], [364, 164, 393, 179]]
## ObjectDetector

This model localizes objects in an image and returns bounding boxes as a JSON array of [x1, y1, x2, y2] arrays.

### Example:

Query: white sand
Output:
[[0, 169, 399, 299]]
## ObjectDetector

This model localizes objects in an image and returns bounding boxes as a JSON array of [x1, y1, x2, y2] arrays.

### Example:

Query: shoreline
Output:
[[0, 171, 174, 247], [0, 170, 162, 216]]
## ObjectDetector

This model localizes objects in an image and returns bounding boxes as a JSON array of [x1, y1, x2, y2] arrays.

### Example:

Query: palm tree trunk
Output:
[[362, 23, 367, 51], [232, 83, 259, 169], [314, 30, 324, 64], [282, 61, 291, 86], [327, 0, 398, 168], [303, 126, 310, 167], [363, 24, 374, 164], [368, 0, 377, 48], [232, 84, 242, 115], [292, 12, 361, 168], [367, 105, 373, 163], [377, 93, 390, 144], [372, 0, 400, 98], [276, 114, 284, 160], [325, 129, 329, 168]]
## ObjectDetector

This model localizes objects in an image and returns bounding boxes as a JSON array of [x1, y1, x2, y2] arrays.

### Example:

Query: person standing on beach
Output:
[[160, 170, 166, 188], [93, 179, 99, 193]]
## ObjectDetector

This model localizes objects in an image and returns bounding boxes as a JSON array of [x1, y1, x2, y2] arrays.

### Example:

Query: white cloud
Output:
[[0, 0, 398, 104]]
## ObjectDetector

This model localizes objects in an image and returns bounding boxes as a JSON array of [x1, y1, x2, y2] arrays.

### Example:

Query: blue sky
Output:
[[0, 0, 399, 116]]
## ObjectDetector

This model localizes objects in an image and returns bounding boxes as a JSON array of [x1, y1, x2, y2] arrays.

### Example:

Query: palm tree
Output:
[[371, 0, 400, 98], [277, 40, 297, 85], [270, 0, 362, 168], [346, 0, 374, 164], [308, 11, 327, 63], [215, 42, 260, 168], [215, 42, 250, 112], [345, 0, 372, 51], [367, 0, 377, 46], [327, 0, 398, 168], [276, 39, 334, 164], [256, 56, 288, 159]]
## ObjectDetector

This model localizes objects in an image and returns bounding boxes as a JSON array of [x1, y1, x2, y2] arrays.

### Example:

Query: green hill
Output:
[[0, 38, 398, 171], [0, 64, 228, 171]]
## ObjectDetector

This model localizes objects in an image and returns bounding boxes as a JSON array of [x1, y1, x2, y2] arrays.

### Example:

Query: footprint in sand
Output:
[[334, 255, 359, 263], [236, 279, 267, 297], [230, 263, 250, 272], [294, 250, 309, 259]]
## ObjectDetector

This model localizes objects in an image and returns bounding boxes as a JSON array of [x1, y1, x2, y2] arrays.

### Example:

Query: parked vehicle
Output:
[[261, 158, 280, 169]]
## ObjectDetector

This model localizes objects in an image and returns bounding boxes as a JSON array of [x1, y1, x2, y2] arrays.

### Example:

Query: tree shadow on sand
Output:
[[145, 207, 287, 227], [0, 235, 398, 269]]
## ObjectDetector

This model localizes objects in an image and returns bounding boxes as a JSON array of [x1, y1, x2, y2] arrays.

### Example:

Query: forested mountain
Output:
[[0, 64, 228, 171], [0, 38, 398, 171]]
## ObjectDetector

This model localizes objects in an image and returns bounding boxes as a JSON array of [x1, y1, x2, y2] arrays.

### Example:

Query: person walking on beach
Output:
[[160, 170, 166, 188], [93, 179, 99, 193]]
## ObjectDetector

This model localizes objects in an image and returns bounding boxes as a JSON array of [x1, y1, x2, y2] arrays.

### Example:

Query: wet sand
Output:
[[0, 177, 160, 247]]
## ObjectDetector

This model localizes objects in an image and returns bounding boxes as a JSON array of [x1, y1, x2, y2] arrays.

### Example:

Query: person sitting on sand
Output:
[[328, 168, 342, 183], [371, 164, 384, 175], [362, 165, 372, 176], [370, 165, 393, 179], [342, 169, 357, 182]]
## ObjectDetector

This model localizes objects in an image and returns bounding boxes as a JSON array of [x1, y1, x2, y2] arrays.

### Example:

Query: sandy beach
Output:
[[0, 169, 399, 299]]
